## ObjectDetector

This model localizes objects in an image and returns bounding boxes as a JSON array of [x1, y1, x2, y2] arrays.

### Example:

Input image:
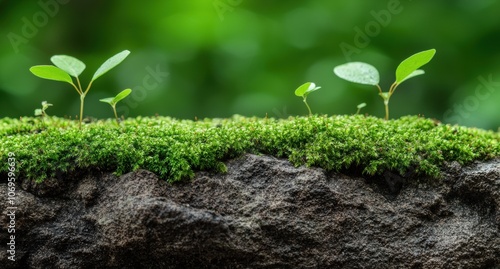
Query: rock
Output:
[[1, 154, 499, 268]]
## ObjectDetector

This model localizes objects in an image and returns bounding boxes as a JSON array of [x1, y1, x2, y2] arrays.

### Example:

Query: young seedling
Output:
[[295, 82, 321, 116], [356, 102, 366, 115], [29, 50, 130, 128], [99, 88, 132, 125], [34, 101, 52, 118], [334, 49, 436, 120]]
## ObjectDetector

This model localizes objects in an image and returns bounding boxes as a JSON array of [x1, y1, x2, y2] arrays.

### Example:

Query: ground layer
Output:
[[1, 154, 498, 268], [1, 115, 499, 182]]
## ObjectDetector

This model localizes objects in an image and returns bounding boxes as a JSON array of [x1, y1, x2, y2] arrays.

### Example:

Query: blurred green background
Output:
[[1, 0, 499, 130]]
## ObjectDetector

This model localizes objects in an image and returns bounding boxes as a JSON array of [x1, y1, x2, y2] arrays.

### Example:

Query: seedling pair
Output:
[[295, 50, 435, 119], [30, 50, 130, 128], [334, 49, 436, 120]]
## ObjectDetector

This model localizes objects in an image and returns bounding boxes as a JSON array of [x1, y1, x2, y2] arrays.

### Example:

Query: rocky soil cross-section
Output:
[[1, 154, 499, 268]]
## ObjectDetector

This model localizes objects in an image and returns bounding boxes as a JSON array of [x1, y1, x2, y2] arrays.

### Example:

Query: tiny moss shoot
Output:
[[34, 101, 52, 117], [1, 115, 498, 183], [334, 49, 436, 120], [29, 50, 130, 128], [100, 88, 132, 125], [356, 103, 366, 115]]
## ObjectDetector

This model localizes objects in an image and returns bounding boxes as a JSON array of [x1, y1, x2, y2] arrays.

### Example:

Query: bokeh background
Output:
[[1, 0, 499, 130]]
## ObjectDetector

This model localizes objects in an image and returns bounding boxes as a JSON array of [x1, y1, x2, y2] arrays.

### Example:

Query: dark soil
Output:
[[1, 154, 499, 268]]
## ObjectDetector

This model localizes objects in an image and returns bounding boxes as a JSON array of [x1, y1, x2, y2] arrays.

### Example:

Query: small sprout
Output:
[[295, 82, 321, 116], [100, 88, 132, 125], [334, 49, 436, 120], [30, 50, 130, 128], [356, 103, 366, 115], [34, 101, 53, 117]]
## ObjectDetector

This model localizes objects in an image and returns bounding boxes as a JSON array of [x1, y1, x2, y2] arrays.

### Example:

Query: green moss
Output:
[[1, 115, 499, 183]]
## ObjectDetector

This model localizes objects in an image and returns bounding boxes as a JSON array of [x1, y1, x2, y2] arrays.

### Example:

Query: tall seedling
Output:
[[334, 49, 436, 120], [30, 50, 130, 128]]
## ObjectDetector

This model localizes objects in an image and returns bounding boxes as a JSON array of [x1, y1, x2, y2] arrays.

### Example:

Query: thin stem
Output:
[[389, 82, 398, 95], [71, 83, 82, 95], [303, 97, 312, 116], [78, 80, 95, 129], [79, 94, 85, 129], [76, 77, 83, 94], [71, 80, 83, 127], [84, 80, 94, 95], [384, 101, 389, 120], [112, 105, 119, 125], [379, 92, 390, 120], [376, 84, 383, 94], [383, 82, 401, 120]]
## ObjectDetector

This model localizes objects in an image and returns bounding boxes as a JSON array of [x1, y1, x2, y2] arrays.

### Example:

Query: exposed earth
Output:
[[1, 154, 499, 268]]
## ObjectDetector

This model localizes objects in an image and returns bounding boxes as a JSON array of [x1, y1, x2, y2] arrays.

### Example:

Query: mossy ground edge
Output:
[[1, 115, 499, 183]]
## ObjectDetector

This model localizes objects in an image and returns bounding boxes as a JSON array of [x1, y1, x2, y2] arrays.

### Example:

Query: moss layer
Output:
[[1, 115, 499, 182]]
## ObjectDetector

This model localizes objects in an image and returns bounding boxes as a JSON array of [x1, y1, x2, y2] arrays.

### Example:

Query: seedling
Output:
[[334, 49, 436, 120], [356, 103, 366, 115], [34, 101, 52, 117], [295, 82, 321, 116], [99, 88, 132, 125], [29, 50, 130, 128]]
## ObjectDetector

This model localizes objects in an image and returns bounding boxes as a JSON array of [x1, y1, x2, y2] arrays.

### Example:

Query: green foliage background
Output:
[[1, 0, 500, 130]]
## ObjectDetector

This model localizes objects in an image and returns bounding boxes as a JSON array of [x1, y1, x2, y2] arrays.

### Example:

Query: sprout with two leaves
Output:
[[334, 49, 436, 120], [99, 88, 132, 125], [30, 50, 130, 128], [295, 82, 321, 116]]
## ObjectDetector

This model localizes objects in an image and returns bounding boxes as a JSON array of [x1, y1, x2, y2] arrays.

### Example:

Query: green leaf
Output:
[[100, 89, 132, 106], [357, 103, 367, 109], [41, 101, 53, 109], [92, 50, 130, 82], [29, 65, 74, 84], [99, 97, 114, 105], [395, 49, 436, 84], [398, 70, 425, 85], [112, 88, 132, 104], [295, 82, 321, 97], [50, 55, 86, 77], [34, 109, 42, 116], [333, 62, 379, 86]]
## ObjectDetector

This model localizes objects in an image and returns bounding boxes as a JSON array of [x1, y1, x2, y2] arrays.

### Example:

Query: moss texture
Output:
[[1, 115, 499, 183]]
